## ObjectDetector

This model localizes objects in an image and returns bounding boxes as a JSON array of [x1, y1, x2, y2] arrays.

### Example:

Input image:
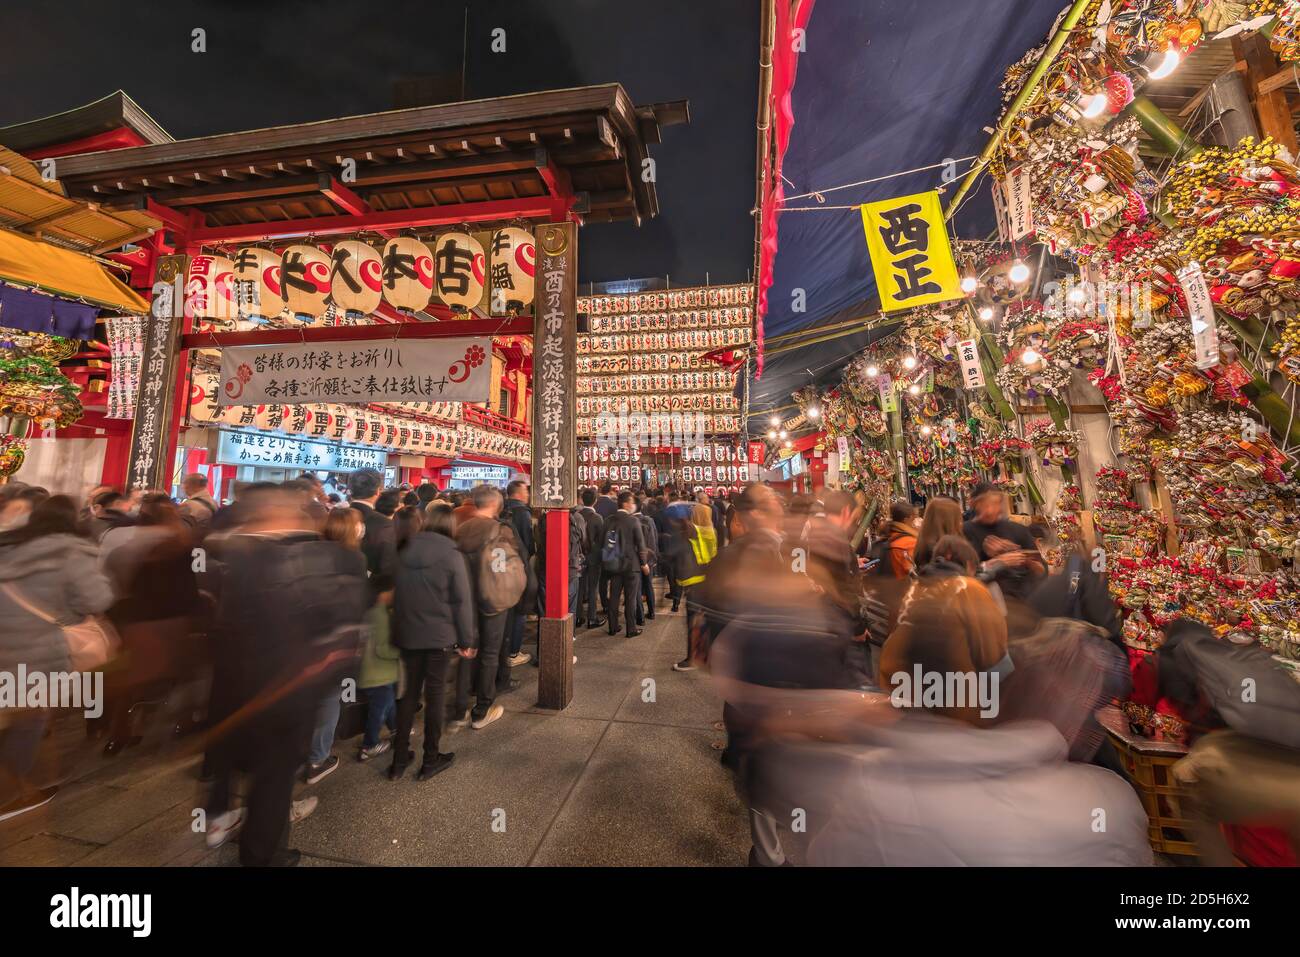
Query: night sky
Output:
[[2, 0, 759, 288]]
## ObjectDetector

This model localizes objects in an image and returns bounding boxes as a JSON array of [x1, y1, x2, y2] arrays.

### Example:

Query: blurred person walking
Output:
[[0, 496, 114, 821], [389, 503, 475, 779], [99, 493, 202, 755], [323, 509, 399, 763], [178, 472, 218, 535], [202, 483, 367, 865], [962, 482, 1045, 603]]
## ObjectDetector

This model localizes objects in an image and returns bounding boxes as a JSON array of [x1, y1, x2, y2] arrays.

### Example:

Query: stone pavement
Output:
[[0, 600, 751, 866]]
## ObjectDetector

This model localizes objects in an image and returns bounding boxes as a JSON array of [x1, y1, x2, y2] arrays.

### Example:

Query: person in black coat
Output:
[[576, 489, 606, 628], [390, 503, 477, 781], [348, 469, 397, 599], [605, 491, 650, 637], [635, 498, 659, 624]]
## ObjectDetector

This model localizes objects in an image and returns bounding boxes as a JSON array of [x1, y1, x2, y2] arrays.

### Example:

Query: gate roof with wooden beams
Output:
[[48, 85, 685, 242]]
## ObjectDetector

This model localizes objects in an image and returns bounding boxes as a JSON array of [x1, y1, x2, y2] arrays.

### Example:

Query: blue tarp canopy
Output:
[[750, 0, 1066, 418]]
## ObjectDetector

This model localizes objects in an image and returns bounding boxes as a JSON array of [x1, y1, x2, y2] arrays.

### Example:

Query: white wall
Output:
[[14, 437, 106, 497]]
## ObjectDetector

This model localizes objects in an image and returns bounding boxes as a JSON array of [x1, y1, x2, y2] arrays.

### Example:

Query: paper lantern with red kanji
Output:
[[231, 247, 285, 322], [188, 370, 221, 423], [433, 231, 485, 313], [330, 241, 383, 316], [381, 237, 434, 312], [488, 227, 534, 314], [184, 255, 237, 328], [280, 244, 332, 322]]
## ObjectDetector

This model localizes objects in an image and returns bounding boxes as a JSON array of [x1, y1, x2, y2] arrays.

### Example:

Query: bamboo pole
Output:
[[944, 0, 1096, 220]]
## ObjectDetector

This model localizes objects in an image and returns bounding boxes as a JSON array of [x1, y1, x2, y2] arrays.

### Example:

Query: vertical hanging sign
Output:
[[1177, 262, 1221, 370], [877, 374, 897, 413], [957, 338, 985, 389], [126, 255, 187, 490], [837, 435, 850, 472], [1005, 166, 1035, 240], [532, 222, 578, 508]]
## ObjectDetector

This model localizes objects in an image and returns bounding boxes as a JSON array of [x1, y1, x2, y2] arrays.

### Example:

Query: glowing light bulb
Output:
[[769, 415, 780, 427], [1081, 93, 1109, 119], [1022, 347, 1041, 365], [1009, 259, 1030, 284], [767, 429, 777, 440], [960, 275, 978, 294], [1147, 47, 1180, 81], [902, 355, 918, 370], [865, 364, 880, 378], [807, 405, 820, 419], [978, 306, 994, 322], [921, 425, 933, 436], [907, 383, 921, 396], [783, 440, 792, 449], [779, 430, 788, 439]]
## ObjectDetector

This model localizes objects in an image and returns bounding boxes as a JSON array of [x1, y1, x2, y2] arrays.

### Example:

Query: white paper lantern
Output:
[[433, 231, 485, 313], [280, 244, 332, 322], [184, 255, 237, 328], [327, 405, 351, 443], [330, 240, 383, 316], [231, 247, 285, 322], [488, 227, 534, 314], [381, 236, 434, 312], [188, 370, 221, 423], [282, 405, 311, 435]]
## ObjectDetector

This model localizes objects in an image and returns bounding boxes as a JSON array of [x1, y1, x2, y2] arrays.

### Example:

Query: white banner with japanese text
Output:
[[217, 337, 493, 407]]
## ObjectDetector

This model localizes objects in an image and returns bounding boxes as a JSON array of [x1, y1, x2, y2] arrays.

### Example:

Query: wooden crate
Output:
[[1098, 706, 1198, 858]]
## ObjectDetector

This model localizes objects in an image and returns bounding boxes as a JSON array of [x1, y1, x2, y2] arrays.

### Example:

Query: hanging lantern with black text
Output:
[[329, 240, 383, 318], [280, 244, 332, 323], [231, 247, 285, 325], [489, 226, 535, 315], [434, 231, 485, 314], [381, 236, 434, 313], [184, 254, 238, 331]]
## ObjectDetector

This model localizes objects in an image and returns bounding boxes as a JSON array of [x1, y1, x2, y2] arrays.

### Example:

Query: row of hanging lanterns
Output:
[[184, 227, 536, 325]]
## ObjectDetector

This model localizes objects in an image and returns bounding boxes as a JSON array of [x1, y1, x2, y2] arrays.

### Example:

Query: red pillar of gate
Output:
[[544, 509, 569, 618]]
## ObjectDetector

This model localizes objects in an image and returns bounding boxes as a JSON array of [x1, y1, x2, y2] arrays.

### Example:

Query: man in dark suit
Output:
[[605, 491, 650, 638], [348, 468, 396, 600], [576, 488, 606, 628]]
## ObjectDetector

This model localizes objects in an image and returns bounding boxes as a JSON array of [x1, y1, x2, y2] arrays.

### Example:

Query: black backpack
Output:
[[601, 523, 626, 573]]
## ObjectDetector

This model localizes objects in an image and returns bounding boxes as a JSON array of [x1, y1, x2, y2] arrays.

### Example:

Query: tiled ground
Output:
[[0, 596, 750, 867]]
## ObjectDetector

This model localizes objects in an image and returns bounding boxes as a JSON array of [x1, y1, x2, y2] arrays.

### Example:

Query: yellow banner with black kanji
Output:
[[861, 190, 962, 312]]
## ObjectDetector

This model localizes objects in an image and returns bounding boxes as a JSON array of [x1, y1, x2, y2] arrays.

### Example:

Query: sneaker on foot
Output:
[[302, 754, 340, 785], [448, 710, 472, 732], [508, 651, 531, 667], [471, 704, 505, 729], [358, 739, 391, 762], [205, 807, 245, 848], [672, 658, 696, 672], [289, 796, 318, 824]]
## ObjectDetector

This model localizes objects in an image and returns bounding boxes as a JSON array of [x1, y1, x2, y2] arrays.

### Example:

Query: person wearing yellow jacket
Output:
[[672, 503, 717, 672]]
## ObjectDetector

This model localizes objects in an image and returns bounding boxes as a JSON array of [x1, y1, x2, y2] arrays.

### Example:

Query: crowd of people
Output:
[[1, 470, 1297, 867], [0, 470, 733, 865]]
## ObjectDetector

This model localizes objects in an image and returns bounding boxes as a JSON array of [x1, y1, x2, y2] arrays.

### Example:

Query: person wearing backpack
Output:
[[452, 485, 526, 730], [1130, 618, 1300, 866], [502, 480, 536, 668], [576, 489, 606, 629], [603, 491, 650, 638]]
